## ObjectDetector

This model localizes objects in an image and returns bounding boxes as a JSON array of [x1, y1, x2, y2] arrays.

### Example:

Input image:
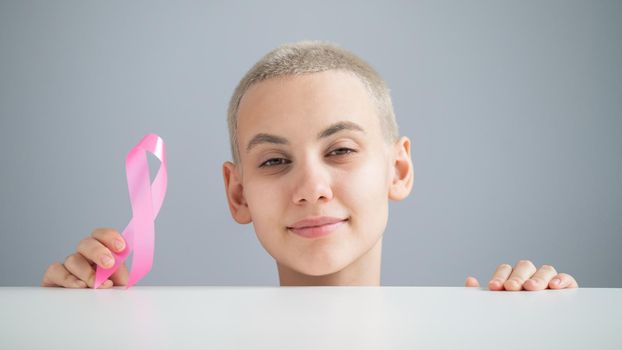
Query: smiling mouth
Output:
[[287, 217, 349, 239]]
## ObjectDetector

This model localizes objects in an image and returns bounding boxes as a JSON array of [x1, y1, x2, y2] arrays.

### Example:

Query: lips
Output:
[[287, 216, 348, 238]]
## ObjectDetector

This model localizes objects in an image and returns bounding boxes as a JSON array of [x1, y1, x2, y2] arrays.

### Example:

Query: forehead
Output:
[[236, 70, 380, 144]]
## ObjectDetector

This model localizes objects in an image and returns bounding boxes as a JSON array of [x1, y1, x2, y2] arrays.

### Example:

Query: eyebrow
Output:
[[246, 120, 365, 152], [317, 121, 365, 139], [246, 133, 288, 152]]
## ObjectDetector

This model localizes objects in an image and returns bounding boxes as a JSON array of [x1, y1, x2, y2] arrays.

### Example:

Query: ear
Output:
[[388, 136, 414, 201], [222, 161, 252, 224]]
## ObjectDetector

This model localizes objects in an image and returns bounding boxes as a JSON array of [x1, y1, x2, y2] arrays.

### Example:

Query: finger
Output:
[[523, 265, 558, 291], [98, 279, 114, 289], [488, 264, 513, 291], [504, 260, 537, 291], [91, 227, 126, 254], [64, 253, 97, 288], [110, 263, 129, 286], [76, 237, 115, 269], [465, 276, 480, 287], [41, 262, 87, 288], [549, 273, 579, 289]]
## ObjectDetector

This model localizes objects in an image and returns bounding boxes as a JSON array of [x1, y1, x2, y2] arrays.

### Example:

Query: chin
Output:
[[293, 251, 354, 277]]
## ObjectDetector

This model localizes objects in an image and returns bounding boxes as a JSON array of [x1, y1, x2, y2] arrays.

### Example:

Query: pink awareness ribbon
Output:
[[94, 134, 167, 289]]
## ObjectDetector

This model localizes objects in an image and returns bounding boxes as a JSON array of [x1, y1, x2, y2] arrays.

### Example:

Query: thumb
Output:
[[465, 276, 480, 287]]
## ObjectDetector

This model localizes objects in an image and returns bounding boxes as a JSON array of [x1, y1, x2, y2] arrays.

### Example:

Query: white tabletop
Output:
[[0, 286, 620, 350]]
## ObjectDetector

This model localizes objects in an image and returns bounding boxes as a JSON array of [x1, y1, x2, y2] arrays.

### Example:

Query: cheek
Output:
[[242, 177, 291, 254], [337, 155, 390, 204], [244, 178, 284, 222], [334, 156, 391, 227], [239, 178, 287, 260]]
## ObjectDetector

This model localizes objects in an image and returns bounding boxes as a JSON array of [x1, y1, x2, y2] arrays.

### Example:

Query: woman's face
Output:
[[231, 70, 396, 276]]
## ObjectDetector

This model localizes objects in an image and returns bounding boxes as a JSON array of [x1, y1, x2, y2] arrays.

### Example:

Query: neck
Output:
[[277, 237, 383, 286]]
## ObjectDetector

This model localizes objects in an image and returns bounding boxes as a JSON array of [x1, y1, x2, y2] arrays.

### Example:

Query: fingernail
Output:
[[552, 278, 562, 286], [114, 239, 125, 251], [101, 255, 114, 267]]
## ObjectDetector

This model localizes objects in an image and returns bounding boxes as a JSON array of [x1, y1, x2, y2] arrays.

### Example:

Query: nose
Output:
[[291, 159, 334, 205]]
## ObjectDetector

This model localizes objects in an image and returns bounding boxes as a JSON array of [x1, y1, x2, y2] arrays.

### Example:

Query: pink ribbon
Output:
[[94, 134, 167, 289]]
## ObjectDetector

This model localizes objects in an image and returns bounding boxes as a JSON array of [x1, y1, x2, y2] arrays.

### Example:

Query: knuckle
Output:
[[51, 262, 64, 273], [77, 237, 90, 251], [540, 265, 557, 273], [93, 227, 118, 239], [498, 263, 512, 270], [518, 259, 534, 266], [45, 263, 68, 286], [45, 262, 61, 276], [82, 238, 106, 256], [63, 254, 76, 266], [91, 227, 108, 236]]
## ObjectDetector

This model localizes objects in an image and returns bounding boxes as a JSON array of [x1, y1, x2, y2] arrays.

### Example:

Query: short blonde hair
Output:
[[227, 40, 398, 163]]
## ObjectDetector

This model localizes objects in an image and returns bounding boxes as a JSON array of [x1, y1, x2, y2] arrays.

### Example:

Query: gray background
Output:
[[1, 0, 620, 287]]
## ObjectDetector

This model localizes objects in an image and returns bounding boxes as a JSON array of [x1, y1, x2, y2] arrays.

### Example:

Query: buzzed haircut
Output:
[[227, 40, 399, 163]]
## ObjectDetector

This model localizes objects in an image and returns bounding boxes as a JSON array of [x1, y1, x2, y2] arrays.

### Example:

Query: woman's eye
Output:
[[327, 147, 356, 157], [259, 158, 291, 167]]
